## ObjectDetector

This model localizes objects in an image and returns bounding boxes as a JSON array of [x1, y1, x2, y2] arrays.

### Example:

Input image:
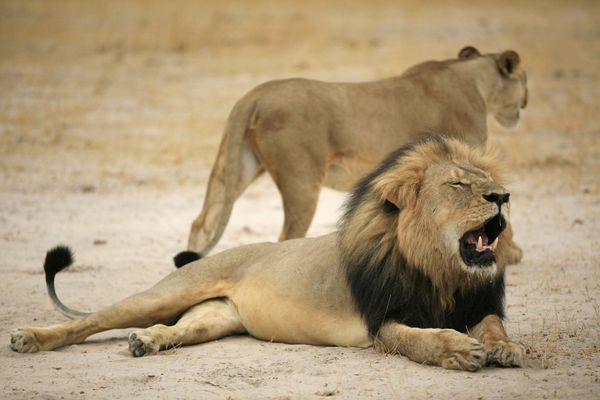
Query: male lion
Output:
[[11, 137, 525, 371], [181, 46, 528, 263]]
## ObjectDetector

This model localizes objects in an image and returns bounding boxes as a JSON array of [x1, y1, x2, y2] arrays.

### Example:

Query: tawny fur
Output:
[[10, 137, 525, 371], [185, 46, 528, 260]]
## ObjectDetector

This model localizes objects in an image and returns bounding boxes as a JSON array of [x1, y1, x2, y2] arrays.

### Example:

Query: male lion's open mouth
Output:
[[459, 213, 506, 267]]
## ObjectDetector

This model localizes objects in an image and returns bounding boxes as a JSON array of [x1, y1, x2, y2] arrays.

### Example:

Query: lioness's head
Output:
[[459, 46, 528, 129], [339, 137, 511, 288]]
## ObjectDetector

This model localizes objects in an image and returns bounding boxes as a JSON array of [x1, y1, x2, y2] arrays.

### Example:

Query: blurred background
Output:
[[1, 0, 598, 194]]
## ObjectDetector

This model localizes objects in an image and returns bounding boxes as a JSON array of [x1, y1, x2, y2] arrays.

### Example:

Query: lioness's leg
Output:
[[503, 224, 523, 265], [469, 314, 525, 367], [188, 138, 264, 255], [375, 322, 485, 371], [128, 299, 246, 357], [278, 178, 322, 240], [263, 159, 324, 240], [250, 122, 328, 241]]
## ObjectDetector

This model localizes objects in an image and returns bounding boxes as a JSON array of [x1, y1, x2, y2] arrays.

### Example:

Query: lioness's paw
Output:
[[437, 330, 484, 372], [485, 340, 526, 367], [128, 332, 159, 357], [10, 328, 40, 353]]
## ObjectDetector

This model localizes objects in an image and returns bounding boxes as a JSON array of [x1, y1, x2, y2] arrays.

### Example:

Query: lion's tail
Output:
[[44, 246, 92, 319], [177, 95, 263, 268]]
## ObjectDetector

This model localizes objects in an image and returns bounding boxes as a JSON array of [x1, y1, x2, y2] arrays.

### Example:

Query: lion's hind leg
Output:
[[128, 299, 245, 357], [10, 267, 232, 353]]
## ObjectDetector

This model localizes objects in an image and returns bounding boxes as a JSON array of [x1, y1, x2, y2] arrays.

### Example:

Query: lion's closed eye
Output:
[[449, 181, 468, 188]]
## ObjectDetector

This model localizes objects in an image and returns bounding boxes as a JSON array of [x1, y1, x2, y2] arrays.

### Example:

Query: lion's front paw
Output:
[[437, 330, 485, 372], [128, 332, 159, 357], [10, 328, 41, 353], [485, 340, 525, 367]]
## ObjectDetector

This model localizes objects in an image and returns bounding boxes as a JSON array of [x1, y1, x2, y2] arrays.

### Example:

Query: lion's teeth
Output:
[[476, 236, 483, 251], [491, 237, 499, 251]]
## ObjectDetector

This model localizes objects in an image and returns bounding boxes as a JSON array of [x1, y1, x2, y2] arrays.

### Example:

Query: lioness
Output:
[[182, 46, 528, 262], [11, 137, 525, 371]]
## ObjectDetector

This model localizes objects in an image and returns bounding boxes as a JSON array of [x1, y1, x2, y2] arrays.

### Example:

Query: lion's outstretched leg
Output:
[[10, 267, 233, 353], [469, 314, 526, 367], [10, 292, 194, 353], [10, 294, 175, 353], [375, 322, 485, 371], [128, 299, 246, 357]]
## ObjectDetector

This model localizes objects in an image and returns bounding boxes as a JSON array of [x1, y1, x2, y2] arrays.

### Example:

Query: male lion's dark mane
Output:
[[338, 139, 505, 337]]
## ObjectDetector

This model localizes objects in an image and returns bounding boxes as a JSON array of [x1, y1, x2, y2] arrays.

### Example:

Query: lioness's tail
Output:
[[179, 96, 263, 268], [44, 246, 91, 319]]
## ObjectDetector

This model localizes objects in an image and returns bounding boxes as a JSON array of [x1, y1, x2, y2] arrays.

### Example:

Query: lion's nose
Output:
[[483, 192, 510, 205]]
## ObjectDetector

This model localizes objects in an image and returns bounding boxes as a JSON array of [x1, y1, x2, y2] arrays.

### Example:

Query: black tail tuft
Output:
[[173, 251, 202, 268], [44, 245, 74, 284]]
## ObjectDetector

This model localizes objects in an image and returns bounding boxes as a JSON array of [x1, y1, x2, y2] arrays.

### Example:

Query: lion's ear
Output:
[[384, 190, 402, 210], [458, 46, 480, 59], [379, 169, 422, 211], [498, 50, 521, 76]]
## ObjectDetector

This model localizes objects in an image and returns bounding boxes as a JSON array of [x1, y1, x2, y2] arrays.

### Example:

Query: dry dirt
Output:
[[1, 1, 599, 399]]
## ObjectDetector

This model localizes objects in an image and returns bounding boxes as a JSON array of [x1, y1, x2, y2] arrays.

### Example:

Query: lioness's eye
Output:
[[449, 181, 463, 187]]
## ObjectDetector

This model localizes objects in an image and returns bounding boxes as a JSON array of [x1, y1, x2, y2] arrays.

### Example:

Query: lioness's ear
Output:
[[498, 50, 521, 76], [458, 46, 480, 59]]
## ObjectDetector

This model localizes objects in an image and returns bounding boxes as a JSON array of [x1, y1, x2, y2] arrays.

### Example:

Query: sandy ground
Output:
[[1, 0, 599, 398]]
